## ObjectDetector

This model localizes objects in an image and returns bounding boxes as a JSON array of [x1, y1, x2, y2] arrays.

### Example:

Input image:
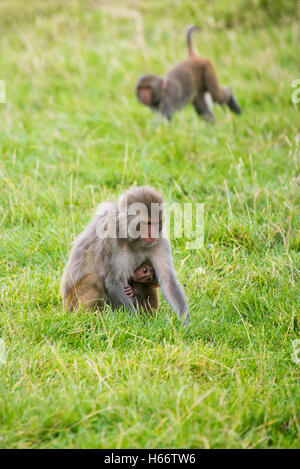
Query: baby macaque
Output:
[[136, 25, 242, 121], [125, 262, 159, 314]]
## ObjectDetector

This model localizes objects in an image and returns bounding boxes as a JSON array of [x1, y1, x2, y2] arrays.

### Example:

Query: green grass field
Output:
[[0, 0, 299, 449]]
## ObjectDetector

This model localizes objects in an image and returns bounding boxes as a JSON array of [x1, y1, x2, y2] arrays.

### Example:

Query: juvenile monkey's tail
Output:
[[186, 24, 201, 56]]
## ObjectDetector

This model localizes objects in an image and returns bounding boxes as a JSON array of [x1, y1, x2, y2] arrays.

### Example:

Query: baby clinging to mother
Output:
[[61, 186, 188, 323]]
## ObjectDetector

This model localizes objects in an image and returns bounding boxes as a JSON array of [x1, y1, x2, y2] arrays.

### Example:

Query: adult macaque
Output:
[[61, 186, 188, 322], [136, 25, 241, 121]]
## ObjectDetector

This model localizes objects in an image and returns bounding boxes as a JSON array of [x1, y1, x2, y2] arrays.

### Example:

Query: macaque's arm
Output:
[[141, 287, 159, 314], [149, 239, 189, 322], [160, 96, 173, 120], [104, 274, 136, 313]]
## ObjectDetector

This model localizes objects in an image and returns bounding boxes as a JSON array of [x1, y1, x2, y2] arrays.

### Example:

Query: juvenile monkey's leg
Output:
[[204, 63, 242, 114], [159, 97, 173, 121], [131, 285, 159, 315], [144, 288, 159, 315], [193, 92, 215, 121], [139, 287, 159, 315], [66, 274, 106, 312], [225, 87, 242, 114]]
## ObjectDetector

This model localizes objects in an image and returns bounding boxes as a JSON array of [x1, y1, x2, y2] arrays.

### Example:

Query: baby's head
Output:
[[133, 262, 156, 284]]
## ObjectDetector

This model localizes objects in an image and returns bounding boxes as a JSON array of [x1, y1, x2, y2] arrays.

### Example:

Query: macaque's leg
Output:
[[105, 276, 137, 313], [66, 274, 106, 312], [159, 98, 173, 121], [193, 92, 215, 121], [149, 240, 189, 322], [142, 288, 159, 315], [131, 285, 159, 315], [225, 87, 242, 114], [204, 63, 242, 114]]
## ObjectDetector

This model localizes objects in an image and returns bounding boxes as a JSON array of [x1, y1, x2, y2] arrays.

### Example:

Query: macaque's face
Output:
[[133, 263, 155, 284], [126, 210, 163, 247], [138, 216, 162, 246], [122, 186, 164, 247], [137, 85, 153, 106], [141, 218, 160, 245], [136, 75, 160, 107]]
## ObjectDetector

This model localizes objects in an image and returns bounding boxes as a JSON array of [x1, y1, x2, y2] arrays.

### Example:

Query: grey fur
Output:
[[60, 187, 188, 321]]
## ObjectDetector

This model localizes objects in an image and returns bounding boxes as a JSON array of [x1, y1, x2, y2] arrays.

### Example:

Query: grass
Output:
[[0, 0, 299, 449]]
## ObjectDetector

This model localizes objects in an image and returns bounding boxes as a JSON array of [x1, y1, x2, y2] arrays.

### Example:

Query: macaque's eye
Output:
[[143, 267, 148, 273]]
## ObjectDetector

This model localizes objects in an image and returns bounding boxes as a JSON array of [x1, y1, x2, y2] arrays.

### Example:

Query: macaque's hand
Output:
[[124, 285, 134, 298]]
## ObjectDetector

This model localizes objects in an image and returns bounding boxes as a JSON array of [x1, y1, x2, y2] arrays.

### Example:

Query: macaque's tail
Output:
[[186, 25, 201, 56]]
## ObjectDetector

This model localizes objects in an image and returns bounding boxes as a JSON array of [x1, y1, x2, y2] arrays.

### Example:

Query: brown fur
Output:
[[128, 262, 159, 314], [65, 263, 159, 315], [131, 283, 159, 314], [66, 273, 106, 312]]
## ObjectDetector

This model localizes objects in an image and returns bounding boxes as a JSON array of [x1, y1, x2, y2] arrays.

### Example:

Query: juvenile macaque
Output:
[[125, 262, 159, 314], [136, 25, 241, 121], [61, 186, 188, 322]]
